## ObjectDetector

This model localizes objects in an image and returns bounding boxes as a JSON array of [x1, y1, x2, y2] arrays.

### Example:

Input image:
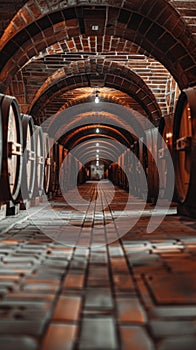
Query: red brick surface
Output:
[[0, 183, 196, 349]]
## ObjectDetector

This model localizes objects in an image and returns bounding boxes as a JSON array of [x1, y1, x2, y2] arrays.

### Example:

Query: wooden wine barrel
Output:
[[78, 165, 87, 185], [108, 163, 116, 185], [33, 125, 44, 197], [116, 160, 122, 187], [48, 142, 65, 195], [157, 116, 174, 199], [55, 143, 64, 194], [123, 150, 129, 192], [145, 128, 159, 203], [0, 94, 23, 202], [126, 139, 147, 199], [137, 138, 147, 199], [18, 114, 36, 201], [0, 95, 3, 178], [43, 133, 51, 194], [48, 140, 57, 196], [173, 87, 196, 211], [125, 146, 137, 195], [120, 153, 128, 190], [114, 163, 119, 186]]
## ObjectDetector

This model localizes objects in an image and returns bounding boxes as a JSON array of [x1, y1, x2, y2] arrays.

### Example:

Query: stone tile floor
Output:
[[0, 181, 196, 349]]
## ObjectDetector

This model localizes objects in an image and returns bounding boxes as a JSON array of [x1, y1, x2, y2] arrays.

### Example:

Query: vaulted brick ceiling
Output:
[[0, 0, 195, 133]]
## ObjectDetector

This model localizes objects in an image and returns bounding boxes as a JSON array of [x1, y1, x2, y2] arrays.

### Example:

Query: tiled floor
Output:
[[0, 181, 196, 350]]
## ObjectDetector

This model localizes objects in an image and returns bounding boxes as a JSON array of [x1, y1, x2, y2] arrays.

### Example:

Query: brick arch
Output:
[[62, 124, 133, 150], [29, 61, 162, 124], [67, 139, 124, 163], [77, 149, 116, 164], [75, 148, 119, 165], [0, 2, 195, 91], [72, 140, 125, 159], [56, 93, 131, 114], [34, 89, 138, 126], [68, 137, 128, 166], [1, 0, 195, 52], [8, 37, 143, 113], [68, 141, 127, 165], [47, 109, 145, 144], [28, 35, 140, 57], [9, 46, 178, 118]]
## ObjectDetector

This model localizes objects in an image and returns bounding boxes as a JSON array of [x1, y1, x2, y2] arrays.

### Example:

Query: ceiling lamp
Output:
[[96, 128, 100, 133], [95, 90, 100, 103]]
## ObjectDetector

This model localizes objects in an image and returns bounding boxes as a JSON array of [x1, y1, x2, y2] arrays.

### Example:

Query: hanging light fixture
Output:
[[95, 90, 100, 103]]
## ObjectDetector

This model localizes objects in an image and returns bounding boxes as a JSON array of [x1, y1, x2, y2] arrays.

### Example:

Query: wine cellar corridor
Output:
[[0, 1, 196, 349]]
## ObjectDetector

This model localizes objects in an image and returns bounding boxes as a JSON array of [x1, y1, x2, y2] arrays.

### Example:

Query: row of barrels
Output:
[[173, 87, 196, 214], [108, 141, 149, 200], [109, 87, 196, 211], [0, 93, 87, 212], [0, 94, 50, 206], [46, 142, 86, 197], [157, 86, 196, 213]]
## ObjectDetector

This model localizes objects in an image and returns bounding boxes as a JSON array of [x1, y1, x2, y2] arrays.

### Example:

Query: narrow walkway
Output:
[[0, 182, 196, 350]]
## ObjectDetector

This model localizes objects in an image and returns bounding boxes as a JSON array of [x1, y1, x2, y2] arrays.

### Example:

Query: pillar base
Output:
[[6, 202, 20, 216], [20, 200, 31, 210], [30, 197, 41, 207], [0, 204, 6, 220]]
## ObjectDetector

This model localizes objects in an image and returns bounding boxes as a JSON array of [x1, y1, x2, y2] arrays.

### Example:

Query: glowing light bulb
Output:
[[96, 128, 100, 133], [95, 95, 100, 103], [95, 90, 100, 103]]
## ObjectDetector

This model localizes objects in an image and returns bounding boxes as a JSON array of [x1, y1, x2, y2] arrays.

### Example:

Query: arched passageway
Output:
[[0, 1, 196, 349]]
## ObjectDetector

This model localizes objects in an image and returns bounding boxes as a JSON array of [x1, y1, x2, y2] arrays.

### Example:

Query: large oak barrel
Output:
[[77, 165, 87, 185], [48, 142, 64, 196], [119, 152, 128, 190], [173, 87, 196, 213], [19, 114, 36, 201], [145, 128, 159, 203], [0, 96, 2, 178], [125, 139, 147, 199], [0, 94, 23, 202], [157, 116, 174, 199], [43, 133, 51, 194], [137, 138, 148, 199], [117, 156, 123, 187], [59, 147, 73, 193], [125, 144, 139, 196], [108, 163, 118, 185], [33, 125, 44, 197], [48, 140, 57, 196], [123, 151, 129, 192]]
